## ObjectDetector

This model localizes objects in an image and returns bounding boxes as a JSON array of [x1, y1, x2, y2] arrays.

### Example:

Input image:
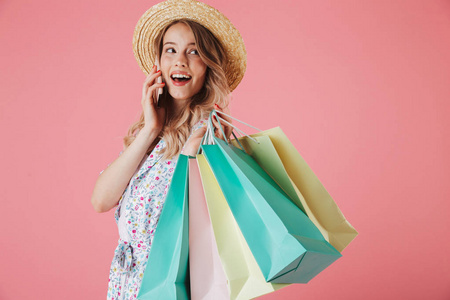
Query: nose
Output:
[[175, 52, 188, 67]]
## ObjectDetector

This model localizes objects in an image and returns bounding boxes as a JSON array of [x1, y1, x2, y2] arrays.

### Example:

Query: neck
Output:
[[171, 98, 190, 116]]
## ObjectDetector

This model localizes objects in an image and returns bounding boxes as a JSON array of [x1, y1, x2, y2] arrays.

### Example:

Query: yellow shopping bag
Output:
[[234, 127, 358, 252]]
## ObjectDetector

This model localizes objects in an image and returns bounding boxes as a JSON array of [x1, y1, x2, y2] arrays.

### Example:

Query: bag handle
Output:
[[196, 110, 261, 154], [214, 110, 263, 133], [197, 111, 221, 154], [214, 113, 260, 145]]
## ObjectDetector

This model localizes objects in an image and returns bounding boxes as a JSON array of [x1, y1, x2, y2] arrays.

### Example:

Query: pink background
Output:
[[1, 0, 449, 299]]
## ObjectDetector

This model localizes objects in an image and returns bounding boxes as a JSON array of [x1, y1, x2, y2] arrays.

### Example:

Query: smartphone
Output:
[[155, 58, 164, 107]]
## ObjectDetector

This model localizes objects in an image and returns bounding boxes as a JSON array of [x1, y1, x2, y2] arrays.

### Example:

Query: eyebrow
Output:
[[163, 42, 196, 46]]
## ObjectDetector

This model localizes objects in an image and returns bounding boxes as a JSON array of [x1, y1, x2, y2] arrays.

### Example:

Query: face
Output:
[[160, 22, 207, 103]]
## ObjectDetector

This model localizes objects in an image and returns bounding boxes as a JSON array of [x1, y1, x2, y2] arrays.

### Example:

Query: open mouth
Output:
[[170, 74, 192, 83]]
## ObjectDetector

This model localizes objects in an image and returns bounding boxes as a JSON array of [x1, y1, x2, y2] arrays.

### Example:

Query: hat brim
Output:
[[132, 0, 247, 92]]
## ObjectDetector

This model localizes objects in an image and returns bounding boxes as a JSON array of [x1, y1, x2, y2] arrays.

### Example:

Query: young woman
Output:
[[91, 0, 246, 299]]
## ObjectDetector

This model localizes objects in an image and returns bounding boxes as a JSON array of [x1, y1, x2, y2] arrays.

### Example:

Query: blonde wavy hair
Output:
[[123, 19, 230, 160]]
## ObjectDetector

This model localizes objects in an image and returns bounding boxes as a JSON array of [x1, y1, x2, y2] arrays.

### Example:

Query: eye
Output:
[[165, 47, 176, 53], [189, 49, 199, 55]]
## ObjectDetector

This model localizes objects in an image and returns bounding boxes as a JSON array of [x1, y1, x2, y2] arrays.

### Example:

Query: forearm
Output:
[[91, 127, 159, 213]]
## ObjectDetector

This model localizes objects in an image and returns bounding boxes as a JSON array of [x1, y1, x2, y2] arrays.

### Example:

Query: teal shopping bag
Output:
[[233, 130, 358, 252], [201, 136, 342, 284], [137, 154, 190, 300]]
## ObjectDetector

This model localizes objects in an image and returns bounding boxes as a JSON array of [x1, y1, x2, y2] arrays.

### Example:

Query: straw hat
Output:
[[132, 0, 247, 91]]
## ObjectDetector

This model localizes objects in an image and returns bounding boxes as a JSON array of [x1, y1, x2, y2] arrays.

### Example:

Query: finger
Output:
[[213, 127, 223, 140], [143, 72, 162, 96], [143, 65, 158, 86], [214, 106, 233, 140], [214, 105, 233, 126], [213, 123, 224, 140], [143, 82, 165, 102], [225, 126, 233, 140], [215, 114, 235, 139], [211, 115, 221, 133], [142, 70, 162, 97], [221, 124, 232, 141], [211, 116, 219, 136], [147, 74, 163, 102], [152, 83, 165, 104], [143, 82, 165, 106], [147, 64, 158, 77], [144, 70, 161, 85], [214, 103, 229, 114]]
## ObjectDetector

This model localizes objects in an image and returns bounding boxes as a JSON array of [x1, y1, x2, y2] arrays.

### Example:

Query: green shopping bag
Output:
[[137, 154, 190, 300], [234, 129, 358, 252], [200, 112, 341, 284], [196, 154, 288, 299]]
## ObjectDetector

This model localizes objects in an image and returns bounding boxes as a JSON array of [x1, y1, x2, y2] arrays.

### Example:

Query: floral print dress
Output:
[[105, 119, 207, 300]]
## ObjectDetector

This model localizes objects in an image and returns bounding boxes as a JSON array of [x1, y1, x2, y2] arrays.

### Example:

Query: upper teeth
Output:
[[171, 74, 191, 79]]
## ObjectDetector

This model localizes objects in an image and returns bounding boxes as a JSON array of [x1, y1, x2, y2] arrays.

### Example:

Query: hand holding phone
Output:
[[155, 59, 164, 107]]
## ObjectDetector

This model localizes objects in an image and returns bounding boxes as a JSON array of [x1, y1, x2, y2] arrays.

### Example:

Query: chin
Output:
[[168, 90, 200, 102], [170, 94, 191, 101]]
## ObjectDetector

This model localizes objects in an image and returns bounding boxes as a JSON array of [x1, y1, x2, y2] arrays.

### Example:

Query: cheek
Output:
[[196, 65, 207, 84], [160, 55, 171, 70], [160, 61, 171, 82], [192, 58, 207, 75], [193, 73, 206, 92], [199, 72, 206, 87]]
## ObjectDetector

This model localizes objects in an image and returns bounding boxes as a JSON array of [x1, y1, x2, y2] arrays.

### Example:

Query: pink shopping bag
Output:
[[189, 158, 230, 300]]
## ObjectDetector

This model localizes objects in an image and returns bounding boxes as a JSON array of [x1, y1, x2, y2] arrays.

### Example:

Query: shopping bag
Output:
[[200, 116, 341, 283], [189, 158, 230, 300], [233, 128, 358, 252], [196, 154, 288, 299], [137, 154, 190, 300]]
